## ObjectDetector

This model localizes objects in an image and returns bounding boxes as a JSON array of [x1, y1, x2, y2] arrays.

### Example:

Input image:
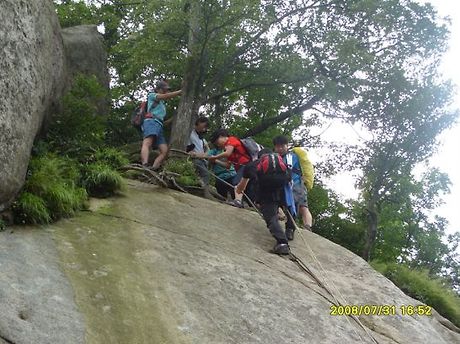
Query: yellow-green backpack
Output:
[[292, 147, 314, 190]]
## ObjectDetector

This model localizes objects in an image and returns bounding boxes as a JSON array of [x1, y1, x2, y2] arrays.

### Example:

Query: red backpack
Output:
[[256, 153, 291, 189], [131, 95, 160, 131]]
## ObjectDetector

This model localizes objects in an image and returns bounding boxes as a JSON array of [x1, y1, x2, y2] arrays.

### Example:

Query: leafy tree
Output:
[[68, 0, 451, 151], [52, 1, 460, 292]]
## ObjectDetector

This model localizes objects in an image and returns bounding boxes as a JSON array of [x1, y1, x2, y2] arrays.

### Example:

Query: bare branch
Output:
[[242, 95, 320, 138]]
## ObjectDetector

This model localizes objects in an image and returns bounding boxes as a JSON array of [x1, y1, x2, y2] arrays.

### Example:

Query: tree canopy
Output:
[[53, 0, 459, 292]]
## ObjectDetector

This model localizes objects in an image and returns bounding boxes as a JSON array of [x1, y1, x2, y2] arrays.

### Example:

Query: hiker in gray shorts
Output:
[[187, 117, 211, 196]]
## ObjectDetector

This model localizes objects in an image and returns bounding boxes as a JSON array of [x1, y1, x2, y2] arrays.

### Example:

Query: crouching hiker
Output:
[[273, 135, 314, 233], [236, 149, 296, 255], [207, 145, 237, 200], [141, 80, 182, 170], [208, 129, 256, 207]]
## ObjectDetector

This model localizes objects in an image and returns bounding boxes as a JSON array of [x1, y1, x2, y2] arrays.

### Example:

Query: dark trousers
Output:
[[215, 177, 235, 199], [260, 202, 296, 245]]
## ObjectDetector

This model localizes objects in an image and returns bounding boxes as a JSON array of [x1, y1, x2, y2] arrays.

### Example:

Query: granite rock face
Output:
[[0, 0, 66, 211], [0, 2, 108, 212], [1, 181, 459, 343]]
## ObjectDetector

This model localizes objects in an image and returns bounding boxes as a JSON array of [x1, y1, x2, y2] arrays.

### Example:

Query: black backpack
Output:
[[256, 153, 291, 189]]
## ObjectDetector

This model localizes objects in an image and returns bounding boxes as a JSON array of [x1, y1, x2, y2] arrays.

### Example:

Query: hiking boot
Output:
[[285, 227, 295, 241], [271, 243, 290, 255]]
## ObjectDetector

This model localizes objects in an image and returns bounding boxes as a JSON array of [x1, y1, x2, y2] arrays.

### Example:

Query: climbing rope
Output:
[[161, 149, 379, 343], [283, 209, 380, 344]]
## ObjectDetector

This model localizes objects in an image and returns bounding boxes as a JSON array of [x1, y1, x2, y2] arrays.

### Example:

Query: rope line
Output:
[[165, 148, 379, 343]]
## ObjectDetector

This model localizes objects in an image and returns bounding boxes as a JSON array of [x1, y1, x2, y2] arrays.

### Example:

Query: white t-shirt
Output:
[[188, 130, 207, 154]]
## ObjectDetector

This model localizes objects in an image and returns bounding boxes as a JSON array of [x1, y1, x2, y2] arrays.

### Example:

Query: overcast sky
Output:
[[313, 0, 460, 237]]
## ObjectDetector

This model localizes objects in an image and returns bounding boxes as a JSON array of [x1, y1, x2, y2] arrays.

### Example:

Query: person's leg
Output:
[[231, 167, 245, 206], [260, 201, 289, 246], [299, 206, 313, 230], [285, 206, 296, 240], [225, 177, 236, 199], [215, 178, 227, 198], [193, 159, 213, 199], [141, 136, 154, 165], [152, 143, 168, 169], [293, 182, 312, 230], [243, 179, 257, 207], [193, 159, 209, 186]]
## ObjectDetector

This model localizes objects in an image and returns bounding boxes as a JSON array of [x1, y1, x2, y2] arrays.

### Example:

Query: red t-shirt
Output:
[[225, 136, 251, 170]]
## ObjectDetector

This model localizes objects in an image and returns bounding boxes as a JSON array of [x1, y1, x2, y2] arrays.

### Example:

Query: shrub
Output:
[[0, 218, 7, 231], [81, 162, 125, 197], [164, 158, 200, 186], [13, 154, 87, 224], [92, 147, 129, 169], [46, 74, 107, 159], [13, 192, 51, 224], [371, 261, 460, 327]]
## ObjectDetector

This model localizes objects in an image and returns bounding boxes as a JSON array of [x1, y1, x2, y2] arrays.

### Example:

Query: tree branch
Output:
[[203, 1, 326, 97], [204, 74, 314, 103], [242, 95, 320, 138]]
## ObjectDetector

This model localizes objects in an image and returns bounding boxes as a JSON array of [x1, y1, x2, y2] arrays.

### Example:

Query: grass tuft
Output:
[[372, 261, 460, 327]]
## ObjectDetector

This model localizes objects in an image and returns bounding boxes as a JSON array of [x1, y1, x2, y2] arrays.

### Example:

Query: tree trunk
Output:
[[362, 201, 378, 261], [169, 1, 202, 149], [170, 87, 201, 149]]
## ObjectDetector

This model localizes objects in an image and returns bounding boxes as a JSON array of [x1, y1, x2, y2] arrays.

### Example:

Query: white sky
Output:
[[426, 0, 460, 236], [312, 0, 460, 237]]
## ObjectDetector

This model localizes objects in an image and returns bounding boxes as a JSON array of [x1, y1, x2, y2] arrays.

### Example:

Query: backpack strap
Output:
[[286, 152, 302, 176], [147, 92, 160, 112]]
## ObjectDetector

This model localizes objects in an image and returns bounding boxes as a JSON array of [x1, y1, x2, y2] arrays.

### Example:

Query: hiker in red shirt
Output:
[[208, 129, 255, 207]]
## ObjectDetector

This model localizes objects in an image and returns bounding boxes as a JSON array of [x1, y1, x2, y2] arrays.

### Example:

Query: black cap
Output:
[[156, 80, 171, 90]]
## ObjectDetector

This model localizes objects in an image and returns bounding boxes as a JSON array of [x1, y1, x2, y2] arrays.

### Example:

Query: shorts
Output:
[[293, 182, 308, 209], [142, 119, 167, 145]]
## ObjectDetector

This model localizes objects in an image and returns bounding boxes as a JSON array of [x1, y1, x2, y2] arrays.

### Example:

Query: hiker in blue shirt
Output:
[[141, 80, 182, 170], [273, 135, 313, 238], [207, 146, 237, 200]]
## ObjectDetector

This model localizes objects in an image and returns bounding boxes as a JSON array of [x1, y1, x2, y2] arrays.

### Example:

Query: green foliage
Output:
[[13, 155, 87, 224], [105, 105, 142, 146], [46, 74, 107, 159], [372, 261, 460, 327], [14, 192, 51, 225], [309, 183, 365, 256], [81, 162, 125, 197], [164, 158, 200, 186], [54, 1, 98, 28], [79, 148, 127, 197], [0, 218, 7, 231], [92, 147, 129, 169]]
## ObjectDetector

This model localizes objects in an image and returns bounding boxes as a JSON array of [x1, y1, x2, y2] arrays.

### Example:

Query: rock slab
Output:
[[0, 0, 66, 211], [1, 181, 459, 343]]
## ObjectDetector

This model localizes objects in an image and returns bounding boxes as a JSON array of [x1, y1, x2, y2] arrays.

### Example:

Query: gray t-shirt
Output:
[[188, 130, 208, 154]]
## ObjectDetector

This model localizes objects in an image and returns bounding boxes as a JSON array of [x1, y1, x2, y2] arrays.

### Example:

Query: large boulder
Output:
[[0, 4, 109, 212], [0, 0, 66, 212], [1, 181, 459, 343], [61, 25, 110, 92]]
